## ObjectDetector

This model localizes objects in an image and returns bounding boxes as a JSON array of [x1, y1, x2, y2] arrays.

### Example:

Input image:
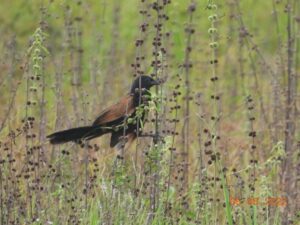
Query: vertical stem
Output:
[[152, 0, 160, 215], [283, 0, 295, 222], [103, 0, 120, 101], [294, 0, 299, 105], [0, 163, 3, 225], [37, 5, 48, 213], [207, 1, 221, 223], [182, 2, 195, 197], [133, 0, 149, 192], [271, 0, 284, 144], [165, 89, 179, 216]]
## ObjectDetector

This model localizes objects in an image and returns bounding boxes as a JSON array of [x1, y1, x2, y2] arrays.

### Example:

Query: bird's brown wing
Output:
[[92, 95, 135, 126]]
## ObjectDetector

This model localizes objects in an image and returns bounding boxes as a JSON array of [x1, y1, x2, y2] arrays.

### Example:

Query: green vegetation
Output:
[[0, 0, 299, 224]]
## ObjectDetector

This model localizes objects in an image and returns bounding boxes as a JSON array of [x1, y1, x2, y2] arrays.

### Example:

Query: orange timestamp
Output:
[[229, 197, 287, 207]]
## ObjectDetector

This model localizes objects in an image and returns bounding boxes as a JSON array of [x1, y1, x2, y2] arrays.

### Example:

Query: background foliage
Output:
[[0, 0, 299, 224]]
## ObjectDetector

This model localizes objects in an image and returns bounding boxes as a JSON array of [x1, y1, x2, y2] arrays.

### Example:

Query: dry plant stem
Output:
[[272, 0, 285, 78], [182, 1, 195, 196], [165, 95, 179, 215], [72, 9, 83, 86], [90, 60, 101, 111], [271, 0, 284, 143], [0, 80, 20, 135], [236, 1, 277, 79], [235, 0, 274, 141], [245, 96, 257, 192], [245, 99, 259, 224], [36, 55, 44, 217], [152, 0, 160, 215], [82, 92, 89, 210], [154, 3, 169, 212], [195, 93, 208, 223], [161, 33, 173, 217], [17, 59, 30, 174], [6, 135, 14, 223], [223, 3, 238, 112], [291, 0, 299, 213], [237, 17, 255, 178], [0, 164, 3, 225], [295, 2, 300, 210], [23, 53, 34, 222], [50, 64, 73, 223], [38, 63, 46, 142], [153, 0, 160, 146], [147, 0, 164, 221], [283, 1, 295, 222], [196, 94, 204, 183], [296, 144, 300, 214], [48, 59, 64, 217], [51, 61, 64, 160], [71, 85, 80, 125], [207, 1, 221, 223], [66, 7, 81, 126], [49, 5, 72, 160], [133, 0, 149, 191], [237, 20, 247, 96], [0, 38, 17, 134], [36, 8, 48, 213], [103, 0, 120, 101], [294, 0, 299, 115]]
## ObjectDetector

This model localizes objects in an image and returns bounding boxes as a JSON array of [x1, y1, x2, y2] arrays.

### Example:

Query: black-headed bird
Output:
[[47, 76, 159, 148]]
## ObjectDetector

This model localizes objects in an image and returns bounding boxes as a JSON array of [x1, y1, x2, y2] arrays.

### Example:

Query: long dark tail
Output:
[[47, 126, 106, 144]]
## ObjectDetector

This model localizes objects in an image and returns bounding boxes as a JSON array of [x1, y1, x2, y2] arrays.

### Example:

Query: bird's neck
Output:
[[132, 91, 151, 107]]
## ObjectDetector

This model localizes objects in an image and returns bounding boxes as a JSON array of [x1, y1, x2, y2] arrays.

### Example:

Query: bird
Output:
[[47, 75, 159, 148]]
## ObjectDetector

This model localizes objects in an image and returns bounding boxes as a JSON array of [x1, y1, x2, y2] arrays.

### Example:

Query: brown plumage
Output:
[[47, 76, 159, 148], [92, 95, 135, 126]]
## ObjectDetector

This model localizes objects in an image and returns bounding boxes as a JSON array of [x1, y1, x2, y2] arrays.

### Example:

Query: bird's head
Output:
[[130, 75, 159, 94]]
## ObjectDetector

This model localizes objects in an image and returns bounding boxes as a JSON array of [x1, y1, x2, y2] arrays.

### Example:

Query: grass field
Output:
[[0, 0, 299, 224]]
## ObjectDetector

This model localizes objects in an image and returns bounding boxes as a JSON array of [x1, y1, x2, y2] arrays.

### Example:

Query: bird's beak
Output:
[[152, 79, 160, 86]]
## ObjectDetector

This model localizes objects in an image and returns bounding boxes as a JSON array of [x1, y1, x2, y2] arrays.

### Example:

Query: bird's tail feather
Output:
[[47, 126, 105, 144]]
